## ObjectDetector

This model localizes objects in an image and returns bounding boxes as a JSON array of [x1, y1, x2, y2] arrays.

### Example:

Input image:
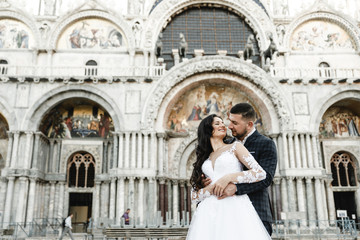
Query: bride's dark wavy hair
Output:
[[190, 114, 222, 191]]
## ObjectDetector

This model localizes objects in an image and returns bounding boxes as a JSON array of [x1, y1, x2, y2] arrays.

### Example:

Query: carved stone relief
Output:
[[293, 92, 309, 115]]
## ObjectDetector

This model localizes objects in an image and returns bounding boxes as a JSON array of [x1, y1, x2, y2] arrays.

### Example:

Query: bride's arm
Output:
[[191, 184, 215, 205], [213, 142, 266, 196]]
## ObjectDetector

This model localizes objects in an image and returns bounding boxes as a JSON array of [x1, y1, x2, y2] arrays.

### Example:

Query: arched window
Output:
[[319, 62, 330, 78], [67, 152, 95, 188], [160, 6, 260, 69], [85, 60, 98, 76], [331, 152, 357, 187], [0, 59, 8, 75]]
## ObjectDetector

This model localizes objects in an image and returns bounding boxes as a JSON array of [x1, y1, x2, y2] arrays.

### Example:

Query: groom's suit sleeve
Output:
[[235, 137, 277, 195]]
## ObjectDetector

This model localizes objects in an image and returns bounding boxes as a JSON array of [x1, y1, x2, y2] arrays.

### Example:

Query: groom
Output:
[[203, 103, 277, 235]]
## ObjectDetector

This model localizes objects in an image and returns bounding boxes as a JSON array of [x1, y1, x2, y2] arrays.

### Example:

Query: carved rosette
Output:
[[141, 56, 290, 131], [48, 10, 134, 50], [145, 0, 276, 52]]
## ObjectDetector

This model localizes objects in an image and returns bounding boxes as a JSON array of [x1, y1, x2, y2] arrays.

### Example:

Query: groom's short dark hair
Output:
[[230, 103, 256, 121]]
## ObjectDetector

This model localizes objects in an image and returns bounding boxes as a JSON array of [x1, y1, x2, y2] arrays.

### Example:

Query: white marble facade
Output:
[[0, 0, 359, 233]]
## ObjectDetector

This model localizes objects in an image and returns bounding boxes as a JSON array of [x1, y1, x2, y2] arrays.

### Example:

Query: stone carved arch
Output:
[[22, 85, 123, 132], [310, 88, 360, 133], [284, 11, 360, 52], [0, 10, 41, 49], [143, 0, 276, 51], [48, 10, 134, 50], [176, 131, 197, 178], [0, 96, 17, 131], [141, 55, 290, 131]]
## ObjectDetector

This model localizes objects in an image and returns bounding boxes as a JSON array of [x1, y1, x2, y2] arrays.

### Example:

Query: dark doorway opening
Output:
[[69, 193, 92, 233], [334, 191, 357, 223]]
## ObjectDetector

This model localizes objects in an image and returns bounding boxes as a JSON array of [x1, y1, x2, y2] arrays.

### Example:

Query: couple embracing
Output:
[[186, 103, 277, 240]]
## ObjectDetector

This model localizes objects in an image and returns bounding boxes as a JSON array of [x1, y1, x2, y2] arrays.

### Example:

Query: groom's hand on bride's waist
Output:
[[218, 183, 236, 200], [201, 174, 212, 187]]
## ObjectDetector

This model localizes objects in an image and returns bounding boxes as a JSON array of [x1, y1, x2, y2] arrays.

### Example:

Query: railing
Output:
[[270, 66, 360, 79], [0, 64, 166, 79], [272, 219, 358, 239]]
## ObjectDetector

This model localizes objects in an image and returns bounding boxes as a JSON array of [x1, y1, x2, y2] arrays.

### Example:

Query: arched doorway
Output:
[[67, 152, 95, 233], [331, 152, 358, 222]]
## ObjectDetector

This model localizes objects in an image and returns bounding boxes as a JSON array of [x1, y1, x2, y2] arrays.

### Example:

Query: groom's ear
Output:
[[247, 121, 254, 128]]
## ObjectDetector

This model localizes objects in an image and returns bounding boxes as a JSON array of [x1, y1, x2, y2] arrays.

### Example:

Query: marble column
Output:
[[57, 182, 65, 218], [16, 177, 29, 223], [296, 177, 306, 226], [282, 133, 289, 169], [314, 178, 325, 222], [148, 177, 156, 223], [0, 177, 7, 225], [321, 179, 329, 224], [116, 177, 125, 225], [180, 181, 185, 222], [157, 133, 165, 175], [109, 178, 116, 221], [172, 180, 179, 225], [305, 134, 314, 168], [280, 178, 288, 214], [159, 179, 165, 221], [48, 139, 55, 172], [300, 134, 308, 168], [128, 177, 135, 223], [43, 184, 50, 219], [10, 131, 20, 168], [311, 133, 320, 168], [287, 177, 296, 212], [103, 141, 108, 173], [325, 179, 336, 221], [4, 132, 13, 168], [138, 177, 144, 225], [118, 133, 124, 168], [137, 133, 143, 168], [102, 181, 110, 218], [131, 133, 136, 168], [26, 178, 37, 223], [3, 177, 15, 226], [150, 132, 157, 169], [124, 132, 130, 168], [306, 178, 316, 227], [294, 133, 302, 168], [48, 181, 56, 220], [93, 180, 101, 227], [31, 133, 41, 169], [24, 132, 34, 169], [287, 133, 295, 168], [112, 134, 118, 169], [143, 133, 149, 168], [355, 187, 360, 220], [273, 178, 282, 220]]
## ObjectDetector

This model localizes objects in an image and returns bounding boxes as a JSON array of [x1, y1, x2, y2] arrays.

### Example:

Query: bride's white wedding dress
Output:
[[186, 142, 271, 240]]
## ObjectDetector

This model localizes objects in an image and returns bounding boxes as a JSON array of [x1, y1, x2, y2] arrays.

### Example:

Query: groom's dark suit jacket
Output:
[[229, 130, 277, 224]]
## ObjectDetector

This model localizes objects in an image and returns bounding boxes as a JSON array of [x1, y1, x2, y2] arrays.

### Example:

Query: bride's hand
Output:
[[213, 175, 231, 196], [204, 183, 215, 194]]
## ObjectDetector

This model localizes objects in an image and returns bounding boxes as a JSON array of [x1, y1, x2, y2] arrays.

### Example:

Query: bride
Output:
[[186, 114, 271, 240]]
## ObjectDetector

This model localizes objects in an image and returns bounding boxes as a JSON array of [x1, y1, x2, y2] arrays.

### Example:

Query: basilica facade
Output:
[[0, 0, 359, 237]]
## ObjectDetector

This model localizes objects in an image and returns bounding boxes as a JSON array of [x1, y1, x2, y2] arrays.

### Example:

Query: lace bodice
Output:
[[191, 142, 266, 204], [202, 143, 243, 183]]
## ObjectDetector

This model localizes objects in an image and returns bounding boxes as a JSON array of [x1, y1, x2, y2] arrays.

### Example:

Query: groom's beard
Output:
[[234, 129, 247, 140]]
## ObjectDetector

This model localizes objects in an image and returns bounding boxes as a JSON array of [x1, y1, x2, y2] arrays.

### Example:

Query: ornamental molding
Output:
[[48, 10, 134, 50], [0, 10, 40, 49], [145, 0, 276, 52], [140, 55, 291, 131], [284, 11, 360, 52]]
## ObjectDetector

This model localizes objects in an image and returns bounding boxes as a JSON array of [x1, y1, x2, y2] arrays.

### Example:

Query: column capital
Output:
[[25, 131, 34, 135], [49, 180, 57, 185], [6, 131, 13, 138], [172, 179, 179, 185], [273, 177, 281, 185], [156, 132, 167, 138], [159, 177, 166, 184], [305, 177, 313, 183]]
